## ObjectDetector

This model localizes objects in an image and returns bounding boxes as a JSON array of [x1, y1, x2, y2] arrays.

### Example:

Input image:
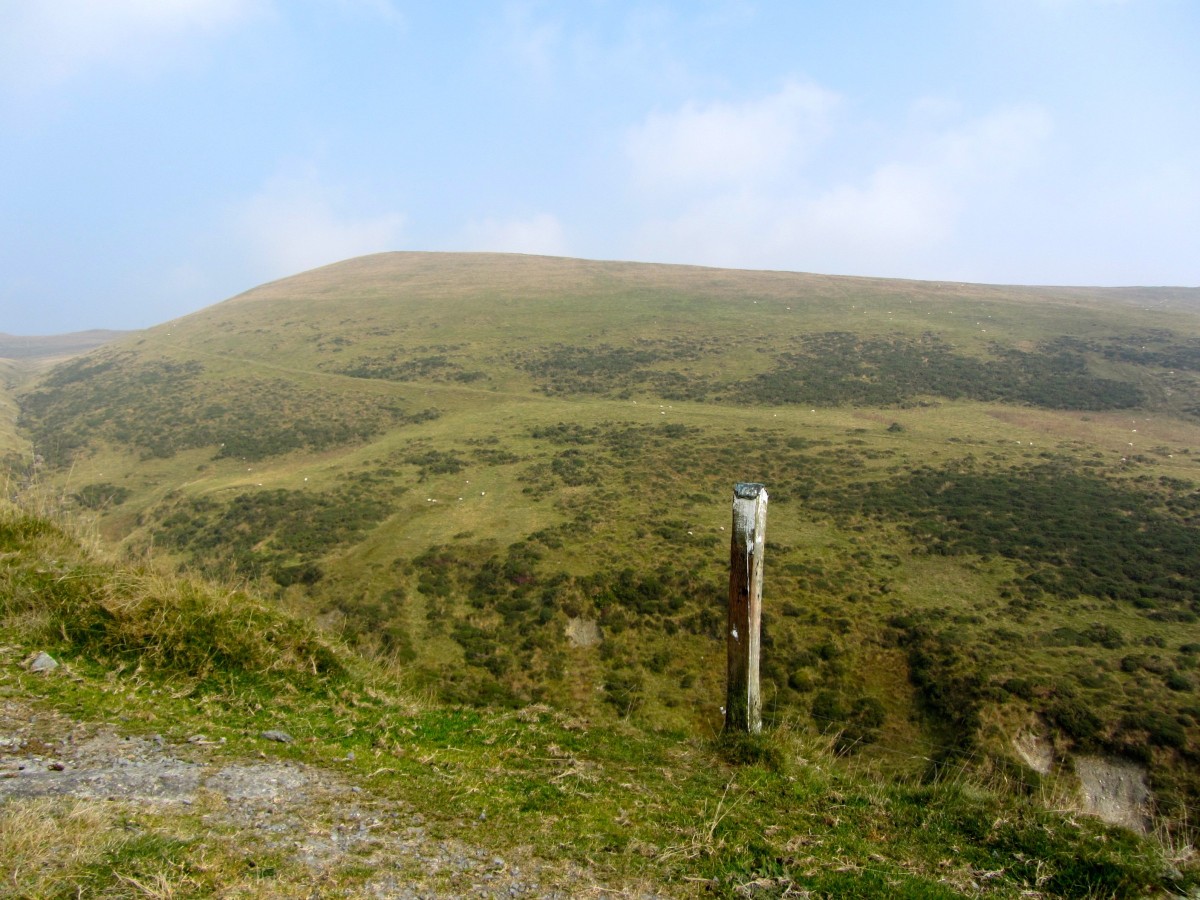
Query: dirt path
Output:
[[0, 699, 665, 898]]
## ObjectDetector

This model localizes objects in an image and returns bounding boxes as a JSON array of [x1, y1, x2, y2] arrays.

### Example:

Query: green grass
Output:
[[11, 251, 1200, 846], [0, 499, 1195, 897]]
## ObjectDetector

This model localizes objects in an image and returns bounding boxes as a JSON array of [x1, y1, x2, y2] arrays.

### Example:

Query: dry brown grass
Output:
[[0, 797, 117, 897]]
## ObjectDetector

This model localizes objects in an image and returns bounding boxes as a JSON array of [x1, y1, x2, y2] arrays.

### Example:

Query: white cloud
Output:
[[626, 99, 1053, 278], [625, 81, 839, 190], [803, 165, 955, 253], [231, 164, 405, 279], [0, 0, 265, 90], [933, 104, 1052, 178], [462, 213, 568, 257], [632, 164, 957, 276]]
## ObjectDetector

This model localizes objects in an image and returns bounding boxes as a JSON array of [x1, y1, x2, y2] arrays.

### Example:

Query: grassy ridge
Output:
[[0, 500, 1193, 898], [0, 504, 342, 688], [12, 252, 1200, 835], [0, 330, 127, 360]]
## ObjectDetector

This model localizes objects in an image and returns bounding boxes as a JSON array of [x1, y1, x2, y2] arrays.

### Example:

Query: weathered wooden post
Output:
[[726, 482, 767, 733]]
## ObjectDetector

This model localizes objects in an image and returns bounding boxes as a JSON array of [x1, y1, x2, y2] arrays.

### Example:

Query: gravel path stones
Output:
[[1, 716, 203, 804], [0, 699, 667, 898]]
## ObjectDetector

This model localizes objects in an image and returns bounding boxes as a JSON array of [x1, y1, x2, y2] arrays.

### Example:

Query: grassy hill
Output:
[[0, 500, 1194, 897], [12, 252, 1200, 837], [0, 329, 127, 464], [0, 330, 128, 361]]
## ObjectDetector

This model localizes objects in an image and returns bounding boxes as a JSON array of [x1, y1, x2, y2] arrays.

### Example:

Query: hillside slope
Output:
[[13, 252, 1200, 831], [0, 329, 127, 462], [0, 501, 1194, 898]]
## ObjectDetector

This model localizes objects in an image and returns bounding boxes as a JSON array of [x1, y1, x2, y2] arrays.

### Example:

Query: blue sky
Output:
[[1, 0, 1197, 334]]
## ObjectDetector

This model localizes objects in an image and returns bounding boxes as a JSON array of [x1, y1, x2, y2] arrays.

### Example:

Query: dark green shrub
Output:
[[811, 689, 846, 725], [1046, 697, 1103, 744], [716, 731, 785, 770], [810, 690, 885, 752], [75, 483, 132, 509], [1122, 710, 1187, 748], [1082, 623, 1126, 649], [787, 670, 815, 692], [1166, 671, 1194, 692], [603, 667, 645, 716]]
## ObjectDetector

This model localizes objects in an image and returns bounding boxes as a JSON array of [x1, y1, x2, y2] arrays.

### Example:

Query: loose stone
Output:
[[26, 651, 58, 673]]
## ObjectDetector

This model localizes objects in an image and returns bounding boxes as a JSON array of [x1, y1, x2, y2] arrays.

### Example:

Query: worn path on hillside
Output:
[[0, 696, 670, 898]]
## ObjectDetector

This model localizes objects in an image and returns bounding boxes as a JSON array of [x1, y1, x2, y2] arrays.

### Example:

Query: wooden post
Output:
[[726, 482, 767, 734]]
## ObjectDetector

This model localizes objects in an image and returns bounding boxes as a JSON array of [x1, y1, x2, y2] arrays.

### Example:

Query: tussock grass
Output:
[[0, 502, 343, 687], [0, 797, 230, 899], [0, 796, 311, 899], [0, 798, 114, 896]]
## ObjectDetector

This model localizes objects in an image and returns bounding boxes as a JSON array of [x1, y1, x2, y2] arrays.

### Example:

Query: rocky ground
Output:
[[0, 697, 666, 898]]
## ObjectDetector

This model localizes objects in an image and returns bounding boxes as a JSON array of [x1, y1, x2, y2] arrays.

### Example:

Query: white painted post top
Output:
[[732, 483, 768, 550]]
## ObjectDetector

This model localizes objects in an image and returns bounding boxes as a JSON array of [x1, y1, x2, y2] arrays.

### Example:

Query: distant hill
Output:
[[12, 252, 1200, 834], [0, 329, 128, 361], [0, 329, 130, 457]]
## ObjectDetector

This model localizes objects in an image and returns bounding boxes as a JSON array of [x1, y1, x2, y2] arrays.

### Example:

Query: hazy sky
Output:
[[1, 1, 1197, 334]]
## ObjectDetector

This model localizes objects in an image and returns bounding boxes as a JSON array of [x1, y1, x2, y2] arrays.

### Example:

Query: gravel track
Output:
[[0, 699, 667, 898]]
